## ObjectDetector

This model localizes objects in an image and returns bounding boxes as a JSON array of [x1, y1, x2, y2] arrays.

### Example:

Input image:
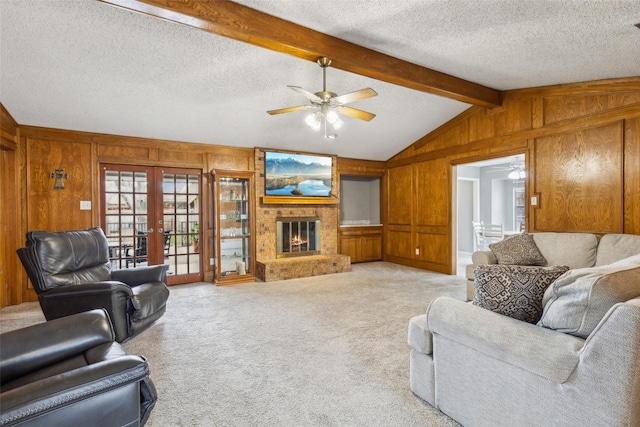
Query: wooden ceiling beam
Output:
[[100, 0, 502, 108]]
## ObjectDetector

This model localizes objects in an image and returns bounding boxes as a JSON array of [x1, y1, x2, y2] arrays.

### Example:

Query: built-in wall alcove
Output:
[[338, 174, 383, 263], [340, 176, 381, 227]]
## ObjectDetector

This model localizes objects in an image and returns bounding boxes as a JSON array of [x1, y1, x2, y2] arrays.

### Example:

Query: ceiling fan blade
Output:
[[267, 105, 313, 115], [333, 88, 378, 105], [337, 106, 376, 122], [288, 86, 322, 103]]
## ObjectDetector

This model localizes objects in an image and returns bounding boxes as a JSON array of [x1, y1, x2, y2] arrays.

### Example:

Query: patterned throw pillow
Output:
[[473, 264, 570, 324], [489, 233, 547, 265]]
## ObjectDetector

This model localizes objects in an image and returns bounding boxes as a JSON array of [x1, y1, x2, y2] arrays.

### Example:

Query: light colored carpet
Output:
[[0, 262, 464, 426]]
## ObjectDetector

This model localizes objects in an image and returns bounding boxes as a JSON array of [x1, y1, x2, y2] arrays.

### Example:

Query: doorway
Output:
[[454, 154, 525, 276], [100, 164, 202, 285]]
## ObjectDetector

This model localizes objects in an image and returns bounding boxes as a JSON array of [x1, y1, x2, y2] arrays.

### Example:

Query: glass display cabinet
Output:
[[212, 170, 255, 285]]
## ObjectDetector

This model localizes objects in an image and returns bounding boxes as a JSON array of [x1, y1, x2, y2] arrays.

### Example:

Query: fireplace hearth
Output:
[[276, 217, 321, 258]]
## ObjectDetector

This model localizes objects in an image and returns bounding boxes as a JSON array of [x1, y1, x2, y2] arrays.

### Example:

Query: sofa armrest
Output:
[[466, 252, 498, 301], [471, 250, 497, 265], [408, 314, 433, 354], [426, 297, 585, 383], [0, 356, 150, 425], [112, 265, 168, 287]]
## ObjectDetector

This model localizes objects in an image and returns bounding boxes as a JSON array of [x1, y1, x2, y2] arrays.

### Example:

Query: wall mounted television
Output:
[[264, 151, 333, 197]]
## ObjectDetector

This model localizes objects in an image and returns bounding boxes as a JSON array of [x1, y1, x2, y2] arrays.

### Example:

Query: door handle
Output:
[[147, 228, 154, 234]]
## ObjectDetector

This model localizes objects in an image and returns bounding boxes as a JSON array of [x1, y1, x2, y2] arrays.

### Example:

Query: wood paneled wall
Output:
[[2, 76, 638, 306], [1, 104, 20, 307], [7, 125, 254, 305], [25, 138, 94, 231], [385, 77, 640, 274]]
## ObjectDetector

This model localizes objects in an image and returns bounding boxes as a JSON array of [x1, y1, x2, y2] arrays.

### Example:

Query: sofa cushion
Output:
[[538, 254, 640, 338], [489, 234, 547, 266], [595, 234, 640, 266], [473, 264, 570, 324], [532, 232, 598, 268]]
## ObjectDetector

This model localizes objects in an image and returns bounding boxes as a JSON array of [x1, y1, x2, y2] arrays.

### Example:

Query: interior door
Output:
[[101, 164, 202, 285]]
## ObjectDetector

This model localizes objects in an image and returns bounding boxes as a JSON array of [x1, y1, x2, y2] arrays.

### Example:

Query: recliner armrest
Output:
[[0, 356, 150, 425], [36, 285, 134, 342], [41, 281, 134, 298], [0, 309, 114, 384], [112, 265, 169, 286], [426, 297, 585, 383]]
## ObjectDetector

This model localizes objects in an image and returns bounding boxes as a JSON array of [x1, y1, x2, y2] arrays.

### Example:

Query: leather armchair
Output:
[[0, 309, 157, 426], [17, 227, 170, 342]]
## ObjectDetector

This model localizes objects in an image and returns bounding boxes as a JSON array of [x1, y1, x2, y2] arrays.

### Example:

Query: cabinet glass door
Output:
[[216, 175, 253, 282]]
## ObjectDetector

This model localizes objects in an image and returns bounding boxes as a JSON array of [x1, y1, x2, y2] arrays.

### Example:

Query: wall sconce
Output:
[[50, 169, 68, 190]]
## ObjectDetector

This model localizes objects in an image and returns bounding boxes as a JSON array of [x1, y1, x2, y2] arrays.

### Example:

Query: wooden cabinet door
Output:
[[362, 235, 382, 261], [340, 236, 361, 262]]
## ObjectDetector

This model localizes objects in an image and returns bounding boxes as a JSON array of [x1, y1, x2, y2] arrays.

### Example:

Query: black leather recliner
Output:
[[0, 309, 157, 426], [17, 227, 170, 342]]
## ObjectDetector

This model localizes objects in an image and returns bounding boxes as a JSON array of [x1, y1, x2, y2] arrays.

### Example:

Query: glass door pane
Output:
[[103, 167, 150, 270], [159, 169, 201, 282], [101, 164, 202, 285]]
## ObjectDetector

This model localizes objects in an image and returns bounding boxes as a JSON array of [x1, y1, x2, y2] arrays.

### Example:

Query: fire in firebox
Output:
[[276, 217, 321, 258]]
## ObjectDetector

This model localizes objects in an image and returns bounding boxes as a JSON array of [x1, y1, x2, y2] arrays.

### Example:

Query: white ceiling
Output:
[[1, 1, 639, 161]]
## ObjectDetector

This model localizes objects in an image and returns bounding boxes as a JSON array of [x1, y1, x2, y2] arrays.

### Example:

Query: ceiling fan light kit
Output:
[[486, 158, 526, 180], [267, 57, 377, 139], [508, 169, 526, 180]]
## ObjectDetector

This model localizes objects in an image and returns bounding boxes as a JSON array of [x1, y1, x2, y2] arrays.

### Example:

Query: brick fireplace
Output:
[[254, 148, 351, 281]]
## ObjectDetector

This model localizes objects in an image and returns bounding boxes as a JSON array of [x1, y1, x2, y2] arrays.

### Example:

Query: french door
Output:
[[101, 164, 202, 285]]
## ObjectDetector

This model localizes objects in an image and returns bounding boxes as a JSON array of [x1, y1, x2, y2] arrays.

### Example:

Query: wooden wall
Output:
[[2, 76, 638, 306], [4, 124, 253, 305], [1, 104, 20, 307], [1, 115, 383, 307], [385, 77, 640, 274]]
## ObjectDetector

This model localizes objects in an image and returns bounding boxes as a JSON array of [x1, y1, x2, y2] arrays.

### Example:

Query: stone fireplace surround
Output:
[[254, 148, 351, 281]]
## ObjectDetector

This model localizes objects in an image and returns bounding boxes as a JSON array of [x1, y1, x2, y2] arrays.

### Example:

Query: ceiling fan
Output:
[[267, 57, 378, 139], [487, 162, 526, 179]]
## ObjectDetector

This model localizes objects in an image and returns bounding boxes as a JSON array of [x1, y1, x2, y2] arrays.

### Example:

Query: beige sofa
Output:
[[464, 232, 640, 301], [409, 233, 640, 426]]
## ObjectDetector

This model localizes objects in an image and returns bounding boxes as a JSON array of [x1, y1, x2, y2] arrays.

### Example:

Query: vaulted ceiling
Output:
[[1, 1, 639, 160]]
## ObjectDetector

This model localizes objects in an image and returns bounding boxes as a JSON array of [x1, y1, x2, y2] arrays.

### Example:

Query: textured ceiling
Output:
[[1, 1, 639, 160]]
